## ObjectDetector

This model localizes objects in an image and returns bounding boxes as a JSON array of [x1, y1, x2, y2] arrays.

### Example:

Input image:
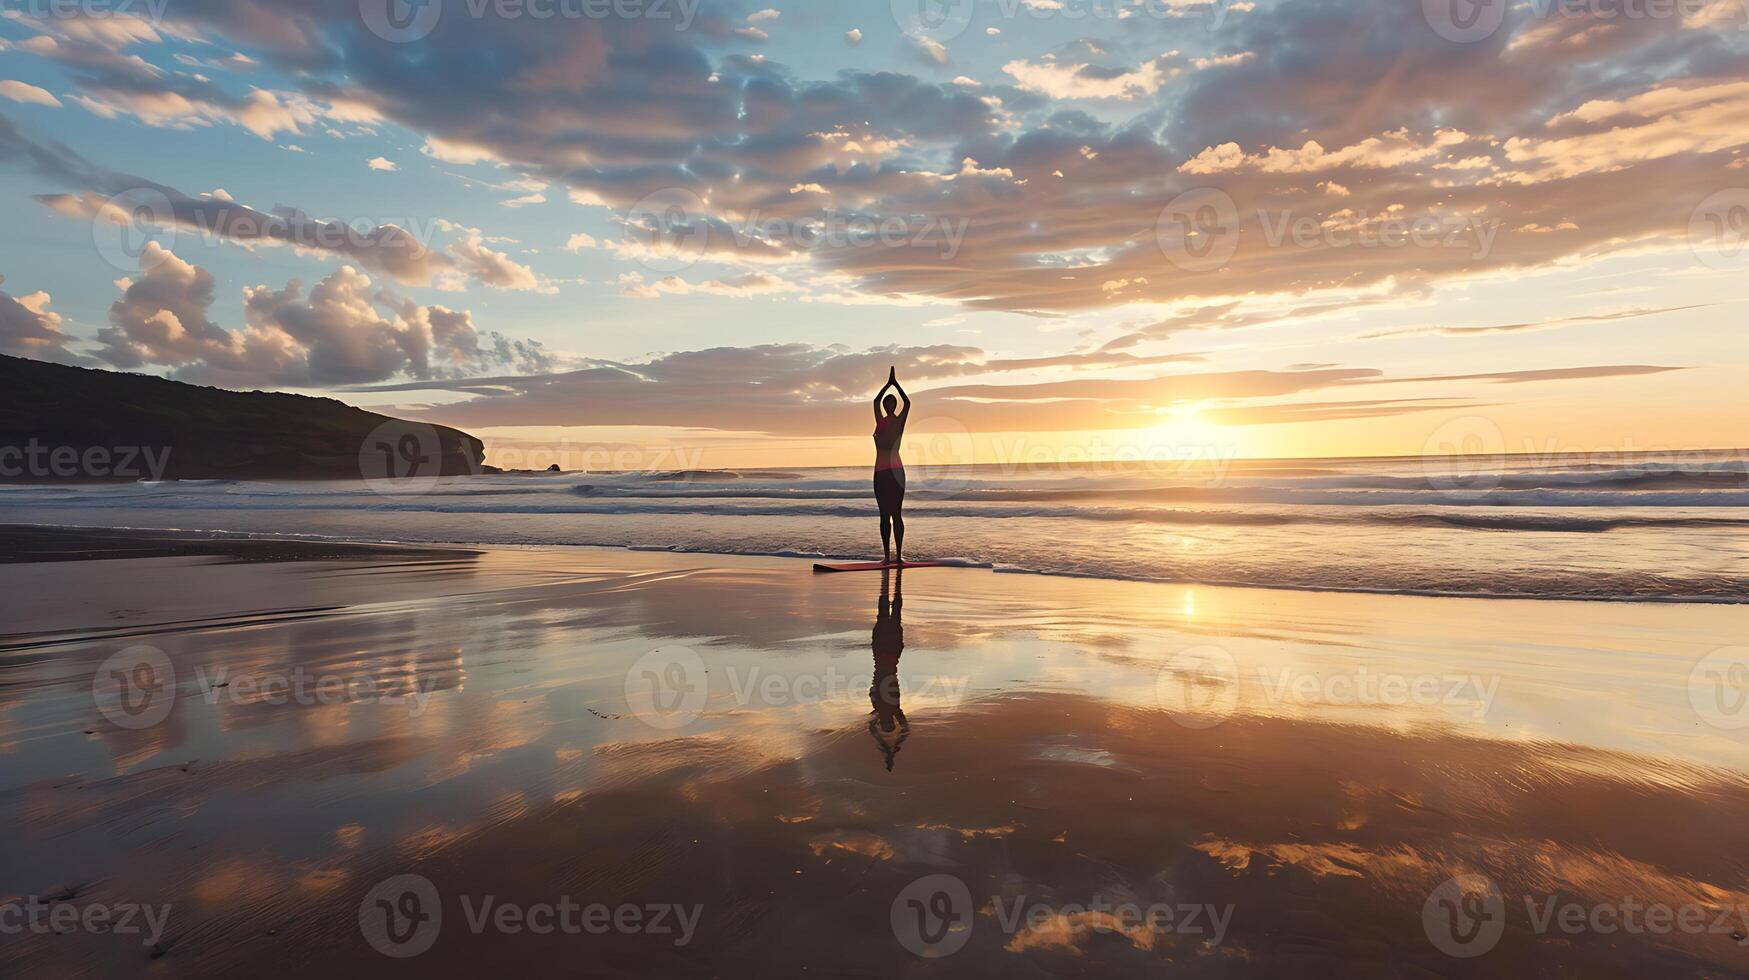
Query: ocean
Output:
[[4, 449, 1747, 602]]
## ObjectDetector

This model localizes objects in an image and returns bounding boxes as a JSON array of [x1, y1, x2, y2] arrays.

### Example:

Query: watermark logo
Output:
[[360, 0, 445, 42], [1157, 187, 1239, 272], [93, 645, 175, 730], [902, 415, 976, 499], [1423, 0, 1511, 41], [360, 874, 443, 957], [1154, 644, 1239, 728], [1421, 415, 1507, 491], [891, 0, 976, 44], [360, 419, 445, 495], [1690, 647, 1749, 729], [624, 188, 712, 273], [1422, 874, 1506, 957], [1689, 188, 1749, 271], [91, 187, 177, 274], [891, 874, 974, 957], [624, 645, 708, 729]]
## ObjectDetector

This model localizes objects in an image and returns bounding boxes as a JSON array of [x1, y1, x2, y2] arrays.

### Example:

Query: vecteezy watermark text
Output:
[[9, 0, 172, 24], [0, 897, 171, 947], [891, 0, 1249, 45], [620, 188, 972, 272], [194, 665, 441, 716], [91, 644, 446, 731], [0, 441, 171, 481], [890, 874, 1234, 958], [1154, 645, 1503, 729], [1423, 874, 1749, 957], [360, 0, 701, 44], [1423, 0, 1748, 44], [358, 874, 701, 958], [1157, 190, 1502, 271], [624, 646, 972, 730]]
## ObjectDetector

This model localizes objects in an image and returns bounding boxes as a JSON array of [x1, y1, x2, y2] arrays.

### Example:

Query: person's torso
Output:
[[873, 417, 904, 470]]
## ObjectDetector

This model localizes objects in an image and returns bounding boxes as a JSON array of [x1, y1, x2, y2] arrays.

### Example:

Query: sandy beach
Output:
[[5, 0, 1745, 971], [2, 527, 1747, 977]]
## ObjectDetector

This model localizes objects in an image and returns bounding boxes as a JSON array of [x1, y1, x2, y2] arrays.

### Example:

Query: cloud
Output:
[[1003, 52, 1182, 101], [1206, 397, 1484, 426], [1357, 305, 1712, 340], [1500, 80, 1749, 183], [1371, 365, 1685, 386], [747, 8, 781, 23], [6, 9, 374, 139], [5, 0, 1744, 330], [443, 223, 548, 292], [352, 339, 1666, 438], [1191, 53, 1255, 71], [355, 341, 1190, 431], [0, 277, 79, 361], [2, 114, 551, 294], [367, 156, 398, 172], [91, 243, 550, 386], [0, 80, 61, 107], [422, 137, 499, 166], [844, 28, 862, 46], [1179, 129, 1472, 175], [97, 242, 242, 370], [618, 271, 799, 299]]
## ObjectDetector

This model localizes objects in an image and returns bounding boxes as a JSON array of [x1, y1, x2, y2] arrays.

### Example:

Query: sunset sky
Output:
[[1, 0, 1746, 468]]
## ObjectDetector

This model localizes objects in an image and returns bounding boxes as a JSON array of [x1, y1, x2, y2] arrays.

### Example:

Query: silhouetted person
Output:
[[872, 366, 911, 564], [869, 567, 908, 771]]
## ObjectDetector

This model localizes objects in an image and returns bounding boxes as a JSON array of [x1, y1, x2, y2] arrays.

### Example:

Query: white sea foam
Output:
[[4, 451, 1747, 601]]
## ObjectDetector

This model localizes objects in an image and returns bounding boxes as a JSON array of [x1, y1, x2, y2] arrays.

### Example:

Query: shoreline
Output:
[[3, 520, 1741, 605]]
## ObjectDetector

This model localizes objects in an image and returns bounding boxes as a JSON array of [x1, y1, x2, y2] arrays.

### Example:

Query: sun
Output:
[[1139, 401, 1244, 463]]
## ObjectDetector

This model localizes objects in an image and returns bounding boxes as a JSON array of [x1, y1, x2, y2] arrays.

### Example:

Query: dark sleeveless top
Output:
[[873, 415, 904, 472]]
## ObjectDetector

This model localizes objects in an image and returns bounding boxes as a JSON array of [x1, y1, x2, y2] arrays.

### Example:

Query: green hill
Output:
[[0, 355, 483, 482]]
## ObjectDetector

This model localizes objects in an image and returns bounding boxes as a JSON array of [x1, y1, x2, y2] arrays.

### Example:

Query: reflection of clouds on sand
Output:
[[94, 710, 187, 775], [145, 694, 1749, 975], [5, 547, 1749, 975], [808, 832, 896, 861]]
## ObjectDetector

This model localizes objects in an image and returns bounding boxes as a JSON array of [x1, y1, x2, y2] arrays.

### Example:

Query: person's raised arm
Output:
[[872, 373, 891, 423], [889, 367, 911, 419]]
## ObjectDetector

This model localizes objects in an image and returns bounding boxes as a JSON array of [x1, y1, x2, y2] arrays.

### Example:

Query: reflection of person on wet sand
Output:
[[869, 567, 908, 771]]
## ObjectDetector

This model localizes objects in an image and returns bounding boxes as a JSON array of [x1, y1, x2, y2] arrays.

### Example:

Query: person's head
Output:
[[882, 393, 898, 416]]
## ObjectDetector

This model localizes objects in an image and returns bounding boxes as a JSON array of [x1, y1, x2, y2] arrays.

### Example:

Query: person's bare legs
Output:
[[891, 507, 904, 564], [880, 510, 893, 564]]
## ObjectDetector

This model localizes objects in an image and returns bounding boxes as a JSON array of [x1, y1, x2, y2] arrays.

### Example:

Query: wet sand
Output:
[[2, 533, 1747, 976]]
